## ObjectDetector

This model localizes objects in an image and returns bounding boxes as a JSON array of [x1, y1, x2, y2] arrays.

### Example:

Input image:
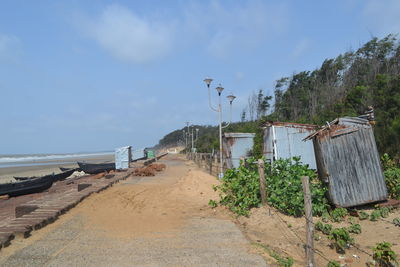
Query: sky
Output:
[[0, 0, 399, 154]]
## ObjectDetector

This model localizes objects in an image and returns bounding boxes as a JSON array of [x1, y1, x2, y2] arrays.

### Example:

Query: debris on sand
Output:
[[133, 163, 166, 176]]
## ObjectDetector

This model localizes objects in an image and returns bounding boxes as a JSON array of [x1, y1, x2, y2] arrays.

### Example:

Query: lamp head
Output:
[[203, 77, 213, 88], [215, 84, 224, 95], [227, 94, 236, 104]]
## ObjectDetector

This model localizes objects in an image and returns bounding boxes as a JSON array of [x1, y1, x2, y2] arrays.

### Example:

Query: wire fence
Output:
[[186, 152, 383, 265]]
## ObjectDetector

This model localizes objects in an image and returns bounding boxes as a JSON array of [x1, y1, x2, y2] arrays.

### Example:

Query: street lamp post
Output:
[[203, 77, 236, 179]]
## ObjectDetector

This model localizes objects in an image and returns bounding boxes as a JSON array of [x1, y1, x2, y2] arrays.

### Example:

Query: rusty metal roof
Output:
[[223, 133, 255, 138]]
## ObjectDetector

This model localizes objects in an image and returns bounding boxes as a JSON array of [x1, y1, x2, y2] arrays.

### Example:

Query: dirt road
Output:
[[0, 155, 266, 266]]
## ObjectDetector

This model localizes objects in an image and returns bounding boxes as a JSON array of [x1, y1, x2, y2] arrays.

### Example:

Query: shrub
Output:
[[372, 242, 398, 267], [347, 223, 362, 234], [379, 207, 390, 218], [370, 210, 382, 221], [329, 228, 354, 253], [315, 221, 333, 235], [215, 157, 330, 217], [330, 208, 348, 222], [393, 217, 400, 227], [208, 199, 217, 208], [381, 153, 400, 200], [327, 261, 340, 267], [217, 159, 261, 216], [264, 157, 329, 217], [359, 211, 369, 220]]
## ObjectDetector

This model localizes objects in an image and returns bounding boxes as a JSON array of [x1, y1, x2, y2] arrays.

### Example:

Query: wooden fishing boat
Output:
[[0, 174, 54, 197], [59, 167, 80, 172], [77, 162, 115, 174], [14, 169, 76, 182]]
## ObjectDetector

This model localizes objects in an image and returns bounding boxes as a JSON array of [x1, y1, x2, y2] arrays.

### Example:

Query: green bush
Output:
[[379, 207, 390, 218], [218, 159, 260, 216], [372, 242, 398, 266], [329, 228, 354, 253], [370, 210, 382, 221], [381, 153, 400, 200], [327, 261, 340, 267], [347, 223, 362, 234], [315, 221, 333, 235], [359, 211, 369, 220], [216, 157, 329, 217], [265, 157, 329, 217], [330, 208, 348, 222]]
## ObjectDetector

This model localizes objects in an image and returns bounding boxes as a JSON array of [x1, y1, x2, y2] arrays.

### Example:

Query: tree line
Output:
[[157, 35, 400, 159]]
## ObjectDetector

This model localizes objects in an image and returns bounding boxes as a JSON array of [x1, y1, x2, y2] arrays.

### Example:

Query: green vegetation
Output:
[[315, 221, 333, 235], [254, 243, 294, 267], [369, 207, 393, 221], [158, 35, 400, 164], [327, 261, 340, 267], [359, 211, 370, 220], [393, 217, 400, 227], [347, 223, 362, 234], [269, 35, 400, 160], [328, 228, 354, 254], [379, 207, 390, 218], [208, 199, 217, 208], [381, 154, 400, 200], [213, 157, 329, 217], [370, 210, 382, 221], [330, 208, 348, 222], [372, 242, 398, 266]]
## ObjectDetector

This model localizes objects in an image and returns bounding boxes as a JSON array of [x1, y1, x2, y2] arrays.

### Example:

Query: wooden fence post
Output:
[[257, 159, 267, 205], [209, 154, 213, 175], [302, 176, 315, 267]]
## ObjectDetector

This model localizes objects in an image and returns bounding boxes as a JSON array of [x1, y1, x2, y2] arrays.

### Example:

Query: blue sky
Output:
[[0, 0, 398, 154]]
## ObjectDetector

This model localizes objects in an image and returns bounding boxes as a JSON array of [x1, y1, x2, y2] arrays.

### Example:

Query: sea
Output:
[[0, 152, 114, 168]]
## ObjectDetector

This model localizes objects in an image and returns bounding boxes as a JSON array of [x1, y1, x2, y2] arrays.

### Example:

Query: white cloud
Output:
[[78, 1, 289, 62], [0, 33, 21, 62], [362, 0, 400, 36], [183, 1, 289, 58], [81, 4, 175, 63]]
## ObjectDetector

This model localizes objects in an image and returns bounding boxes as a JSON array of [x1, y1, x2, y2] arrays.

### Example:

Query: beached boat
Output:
[[77, 162, 115, 174], [0, 174, 54, 197], [14, 169, 76, 182], [59, 167, 80, 172]]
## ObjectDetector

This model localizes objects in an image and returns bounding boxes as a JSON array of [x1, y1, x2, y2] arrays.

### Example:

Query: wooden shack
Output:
[[305, 117, 387, 207]]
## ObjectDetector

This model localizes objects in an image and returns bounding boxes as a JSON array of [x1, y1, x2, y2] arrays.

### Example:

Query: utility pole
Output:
[[186, 121, 190, 153], [191, 126, 194, 152]]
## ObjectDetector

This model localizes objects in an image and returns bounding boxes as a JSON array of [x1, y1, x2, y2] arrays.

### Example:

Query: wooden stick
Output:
[[258, 159, 267, 205], [302, 176, 315, 267]]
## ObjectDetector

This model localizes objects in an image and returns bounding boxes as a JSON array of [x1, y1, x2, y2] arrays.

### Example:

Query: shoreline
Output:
[[0, 154, 114, 183]]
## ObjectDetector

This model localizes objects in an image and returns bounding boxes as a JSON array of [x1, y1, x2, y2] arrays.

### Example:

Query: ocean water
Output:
[[0, 152, 113, 168]]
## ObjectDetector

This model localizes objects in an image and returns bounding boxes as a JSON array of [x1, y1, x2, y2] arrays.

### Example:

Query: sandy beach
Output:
[[0, 154, 114, 183]]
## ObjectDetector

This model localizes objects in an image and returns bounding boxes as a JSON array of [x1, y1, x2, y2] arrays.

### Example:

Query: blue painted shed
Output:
[[115, 146, 131, 170], [263, 122, 318, 169]]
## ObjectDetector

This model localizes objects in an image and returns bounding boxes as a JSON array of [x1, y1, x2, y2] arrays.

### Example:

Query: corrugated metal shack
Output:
[[263, 122, 317, 169], [115, 146, 131, 170], [222, 133, 255, 169], [305, 117, 388, 207]]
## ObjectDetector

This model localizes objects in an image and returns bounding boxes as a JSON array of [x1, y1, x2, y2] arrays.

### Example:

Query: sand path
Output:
[[0, 155, 266, 266]]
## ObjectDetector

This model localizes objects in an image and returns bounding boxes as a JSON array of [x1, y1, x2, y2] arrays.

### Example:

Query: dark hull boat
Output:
[[14, 169, 76, 182], [77, 162, 115, 174], [0, 174, 54, 197], [59, 167, 80, 172]]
